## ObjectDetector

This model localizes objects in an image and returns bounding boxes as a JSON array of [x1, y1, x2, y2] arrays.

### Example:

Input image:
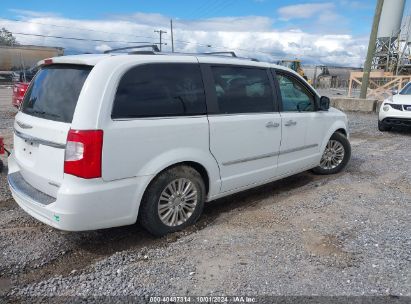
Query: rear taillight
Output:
[[64, 129, 103, 179]]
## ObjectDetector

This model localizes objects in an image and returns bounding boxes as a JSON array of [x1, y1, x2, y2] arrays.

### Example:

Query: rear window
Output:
[[21, 65, 92, 123]]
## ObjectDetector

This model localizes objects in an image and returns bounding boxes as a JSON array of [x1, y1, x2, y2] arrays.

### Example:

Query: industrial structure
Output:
[[373, 0, 411, 74]]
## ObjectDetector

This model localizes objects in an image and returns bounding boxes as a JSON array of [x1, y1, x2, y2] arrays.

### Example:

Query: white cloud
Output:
[[2, 9, 367, 67], [278, 2, 335, 21], [9, 9, 61, 18], [95, 44, 112, 52], [339, 0, 372, 9]]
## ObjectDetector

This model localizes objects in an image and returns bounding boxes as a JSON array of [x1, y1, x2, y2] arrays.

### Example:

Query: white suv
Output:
[[8, 50, 351, 236], [378, 82, 411, 131]]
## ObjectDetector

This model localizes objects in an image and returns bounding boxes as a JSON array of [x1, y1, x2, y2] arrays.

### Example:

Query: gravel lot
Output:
[[0, 86, 410, 300]]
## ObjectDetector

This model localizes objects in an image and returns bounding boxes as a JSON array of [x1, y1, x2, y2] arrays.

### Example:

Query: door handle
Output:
[[284, 120, 297, 127], [266, 121, 280, 128]]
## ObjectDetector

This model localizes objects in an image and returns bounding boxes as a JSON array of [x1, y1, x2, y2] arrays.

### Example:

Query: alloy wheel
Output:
[[319, 140, 345, 170], [157, 178, 198, 227]]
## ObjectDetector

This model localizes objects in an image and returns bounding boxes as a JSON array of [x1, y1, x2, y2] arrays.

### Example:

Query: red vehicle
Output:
[[11, 68, 37, 108], [12, 82, 30, 108]]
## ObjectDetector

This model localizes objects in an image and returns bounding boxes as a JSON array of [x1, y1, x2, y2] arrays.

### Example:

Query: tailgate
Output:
[[13, 64, 92, 197]]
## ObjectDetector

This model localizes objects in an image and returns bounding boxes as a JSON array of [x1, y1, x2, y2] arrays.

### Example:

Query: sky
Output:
[[0, 0, 409, 67]]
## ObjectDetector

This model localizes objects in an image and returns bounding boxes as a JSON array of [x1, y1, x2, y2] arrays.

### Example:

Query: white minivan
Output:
[[8, 49, 351, 236]]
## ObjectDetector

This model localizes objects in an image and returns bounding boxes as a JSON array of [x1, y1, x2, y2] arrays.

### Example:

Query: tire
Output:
[[139, 165, 206, 237], [312, 132, 351, 175], [378, 120, 391, 132], [0, 160, 3, 173]]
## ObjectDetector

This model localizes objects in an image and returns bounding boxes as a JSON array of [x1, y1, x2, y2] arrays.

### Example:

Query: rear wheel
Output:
[[312, 132, 351, 175], [378, 120, 391, 132], [139, 166, 205, 237]]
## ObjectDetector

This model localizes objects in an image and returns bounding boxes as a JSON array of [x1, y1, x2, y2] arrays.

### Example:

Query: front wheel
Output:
[[378, 120, 391, 132], [139, 166, 206, 237], [312, 132, 351, 175]]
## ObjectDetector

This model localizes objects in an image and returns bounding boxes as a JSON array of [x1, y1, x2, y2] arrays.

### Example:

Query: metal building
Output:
[[0, 45, 64, 71]]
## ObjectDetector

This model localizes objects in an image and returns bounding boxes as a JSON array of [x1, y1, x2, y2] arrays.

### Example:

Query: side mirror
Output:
[[391, 89, 398, 95], [319, 96, 330, 111]]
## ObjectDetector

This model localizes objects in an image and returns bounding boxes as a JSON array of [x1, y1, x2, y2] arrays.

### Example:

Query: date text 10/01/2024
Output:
[[149, 296, 257, 303]]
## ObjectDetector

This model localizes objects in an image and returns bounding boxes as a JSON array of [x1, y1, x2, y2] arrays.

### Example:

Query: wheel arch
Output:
[[170, 161, 210, 195], [141, 160, 214, 203], [135, 160, 212, 223], [320, 120, 349, 153], [335, 128, 347, 137]]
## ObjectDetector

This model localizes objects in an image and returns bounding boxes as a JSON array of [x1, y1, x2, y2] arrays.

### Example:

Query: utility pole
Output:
[[360, 0, 384, 99], [170, 19, 175, 53], [154, 30, 167, 52]]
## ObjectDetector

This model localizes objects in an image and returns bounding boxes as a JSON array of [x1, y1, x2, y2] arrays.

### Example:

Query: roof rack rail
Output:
[[203, 51, 238, 57], [128, 51, 157, 55], [104, 45, 160, 54], [201, 51, 258, 61]]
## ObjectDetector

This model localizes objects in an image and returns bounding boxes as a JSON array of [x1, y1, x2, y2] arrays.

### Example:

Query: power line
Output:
[[0, 18, 157, 41], [13, 31, 361, 60], [13, 32, 151, 45], [3, 17, 224, 51], [1, 17, 327, 58], [187, 0, 222, 20], [197, 1, 228, 20], [5, 19, 362, 61], [200, 0, 237, 19]]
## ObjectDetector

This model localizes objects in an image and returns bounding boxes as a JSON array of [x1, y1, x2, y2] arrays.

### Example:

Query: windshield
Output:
[[400, 83, 411, 95], [21, 65, 91, 123]]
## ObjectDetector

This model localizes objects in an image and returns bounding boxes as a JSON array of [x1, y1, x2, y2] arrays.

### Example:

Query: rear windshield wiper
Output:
[[31, 110, 46, 115], [29, 110, 61, 118]]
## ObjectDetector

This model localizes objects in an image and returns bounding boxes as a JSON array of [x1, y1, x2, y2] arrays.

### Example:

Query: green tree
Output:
[[0, 28, 19, 46]]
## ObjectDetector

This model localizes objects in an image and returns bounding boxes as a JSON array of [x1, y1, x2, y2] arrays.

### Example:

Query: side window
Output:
[[112, 63, 206, 118], [277, 73, 315, 112], [211, 66, 274, 114]]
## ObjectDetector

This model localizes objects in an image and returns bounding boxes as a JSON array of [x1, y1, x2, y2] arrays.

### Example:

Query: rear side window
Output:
[[112, 63, 206, 119], [21, 65, 91, 123], [211, 66, 274, 114]]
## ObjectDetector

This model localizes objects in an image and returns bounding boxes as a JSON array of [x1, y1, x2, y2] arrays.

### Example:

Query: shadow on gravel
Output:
[[203, 171, 317, 217], [385, 127, 411, 136], [12, 171, 330, 288]]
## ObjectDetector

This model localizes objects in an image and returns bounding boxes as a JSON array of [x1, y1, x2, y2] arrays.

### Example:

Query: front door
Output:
[[274, 71, 322, 176]]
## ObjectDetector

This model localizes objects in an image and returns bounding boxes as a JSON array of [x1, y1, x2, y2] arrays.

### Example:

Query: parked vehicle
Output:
[[7, 51, 351, 236], [0, 72, 13, 84], [379, 82, 411, 131], [12, 82, 30, 108], [11, 68, 38, 108]]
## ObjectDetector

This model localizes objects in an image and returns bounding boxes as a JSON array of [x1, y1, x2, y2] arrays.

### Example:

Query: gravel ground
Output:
[[0, 87, 410, 300]]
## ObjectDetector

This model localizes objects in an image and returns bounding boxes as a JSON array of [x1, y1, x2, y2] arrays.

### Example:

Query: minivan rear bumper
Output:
[[8, 153, 152, 231]]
